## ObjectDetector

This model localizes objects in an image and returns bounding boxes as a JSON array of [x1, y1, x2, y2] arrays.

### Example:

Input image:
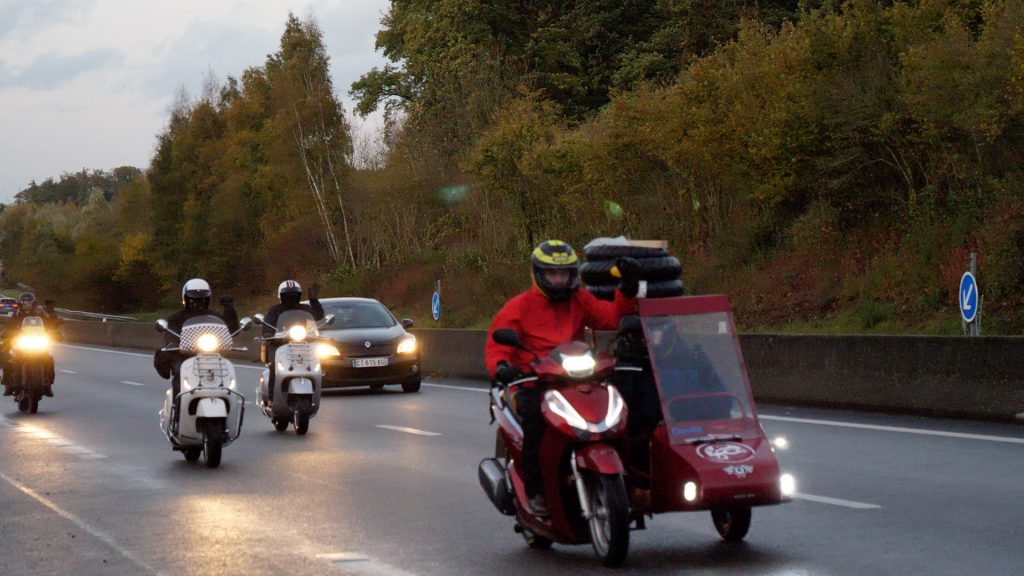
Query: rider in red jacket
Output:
[[485, 240, 641, 516]]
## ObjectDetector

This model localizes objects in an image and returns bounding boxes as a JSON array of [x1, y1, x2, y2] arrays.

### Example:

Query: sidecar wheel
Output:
[[712, 507, 752, 542]]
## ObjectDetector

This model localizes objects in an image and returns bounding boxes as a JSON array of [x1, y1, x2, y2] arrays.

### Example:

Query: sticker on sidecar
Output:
[[723, 464, 754, 478], [696, 442, 755, 463], [670, 426, 704, 437]]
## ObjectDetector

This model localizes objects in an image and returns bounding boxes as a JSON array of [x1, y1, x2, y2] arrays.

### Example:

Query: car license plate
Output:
[[352, 357, 388, 368]]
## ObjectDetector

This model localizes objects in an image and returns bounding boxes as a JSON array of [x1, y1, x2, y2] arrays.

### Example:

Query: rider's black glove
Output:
[[616, 257, 643, 298], [494, 361, 523, 385], [308, 283, 321, 300], [219, 295, 235, 308]]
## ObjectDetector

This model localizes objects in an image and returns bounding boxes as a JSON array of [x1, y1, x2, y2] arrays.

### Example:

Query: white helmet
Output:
[[278, 280, 302, 303], [182, 278, 212, 309]]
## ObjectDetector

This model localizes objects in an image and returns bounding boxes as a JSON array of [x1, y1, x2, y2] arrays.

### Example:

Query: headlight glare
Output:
[[315, 342, 340, 358], [288, 325, 308, 341], [683, 481, 698, 502], [14, 333, 50, 352], [196, 334, 219, 352], [560, 353, 596, 378], [396, 336, 417, 354], [780, 473, 796, 497]]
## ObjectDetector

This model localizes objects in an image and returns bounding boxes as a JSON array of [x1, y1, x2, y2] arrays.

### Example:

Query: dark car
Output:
[[316, 297, 421, 393], [0, 298, 17, 317]]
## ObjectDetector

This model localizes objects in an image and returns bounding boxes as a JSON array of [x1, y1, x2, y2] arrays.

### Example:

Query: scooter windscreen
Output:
[[179, 315, 233, 353], [640, 297, 758, 445], [276, 309, 317, 340]]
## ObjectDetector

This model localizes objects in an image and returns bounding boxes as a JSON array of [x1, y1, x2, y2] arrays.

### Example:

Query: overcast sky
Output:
[[0, 0, 392, 202]]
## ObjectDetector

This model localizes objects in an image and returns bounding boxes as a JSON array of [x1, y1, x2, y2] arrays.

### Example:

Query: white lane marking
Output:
[[59, 369, 77, 374], [375, 424, 441, 437], [120, 381, 146, 387], [2, 418, 106, 460], [794, 492, 881, 509], [760, 415, 1024, 445], [315, 552, 418, 576], [423, 381, 487, 393], [0, 470, 163, 575]]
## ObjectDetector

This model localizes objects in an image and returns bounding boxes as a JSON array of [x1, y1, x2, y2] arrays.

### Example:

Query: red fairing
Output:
[[575, 443, 625, 474]]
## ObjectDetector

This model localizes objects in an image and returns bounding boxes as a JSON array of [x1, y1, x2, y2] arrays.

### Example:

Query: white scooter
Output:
[[156, 315, 251, 468], [253, 311, 335, 435]]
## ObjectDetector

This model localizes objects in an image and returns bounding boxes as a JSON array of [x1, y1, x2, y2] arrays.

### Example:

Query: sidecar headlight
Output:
[[196, 334, 219, 352], [288, 325, 307, 342]]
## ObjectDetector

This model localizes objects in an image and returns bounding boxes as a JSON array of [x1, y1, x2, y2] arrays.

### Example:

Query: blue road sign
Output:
[[959, 272, 978, 323], [431, 291, 441, 321]]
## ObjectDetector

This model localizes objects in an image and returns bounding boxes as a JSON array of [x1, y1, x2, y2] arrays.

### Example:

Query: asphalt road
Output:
[[0, 343, 1021, 576]]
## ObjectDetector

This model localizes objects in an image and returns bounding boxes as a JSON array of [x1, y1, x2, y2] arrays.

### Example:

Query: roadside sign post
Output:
[[432, 280, 441, 322], [960, 253, 980, 336]]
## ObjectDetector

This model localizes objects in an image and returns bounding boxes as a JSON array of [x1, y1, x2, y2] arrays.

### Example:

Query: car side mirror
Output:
[[253, 314, 265, 325], [492, 328, 527, 350], [155, 319, 168, 333], [402, 318, 414, 329]]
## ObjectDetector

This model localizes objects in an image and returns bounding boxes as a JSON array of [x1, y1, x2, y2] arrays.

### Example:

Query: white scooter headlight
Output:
[[196, 334, 219, 352], [288, 325, 308, 341], [560, 353, 596, 378]]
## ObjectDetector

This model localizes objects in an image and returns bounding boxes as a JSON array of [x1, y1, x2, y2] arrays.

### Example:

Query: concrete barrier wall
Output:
[[60, 321, 1024, 422]]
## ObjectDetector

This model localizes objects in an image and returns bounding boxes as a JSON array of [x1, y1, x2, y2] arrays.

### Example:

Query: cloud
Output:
[[0, 0, 91, 43], [0, 48, 120, 90]]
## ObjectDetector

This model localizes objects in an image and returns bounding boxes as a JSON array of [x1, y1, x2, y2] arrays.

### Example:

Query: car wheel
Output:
[[402, 379, 421, 393]]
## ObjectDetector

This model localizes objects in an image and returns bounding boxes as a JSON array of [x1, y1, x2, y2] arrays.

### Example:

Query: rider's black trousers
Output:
[[516, 386, 545, 498]]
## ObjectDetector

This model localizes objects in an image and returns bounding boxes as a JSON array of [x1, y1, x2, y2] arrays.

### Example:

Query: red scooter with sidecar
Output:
[[478, 329, 632, 567]]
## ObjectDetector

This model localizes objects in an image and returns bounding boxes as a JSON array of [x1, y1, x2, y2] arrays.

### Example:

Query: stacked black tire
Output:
[[581, 244, 685, 301]]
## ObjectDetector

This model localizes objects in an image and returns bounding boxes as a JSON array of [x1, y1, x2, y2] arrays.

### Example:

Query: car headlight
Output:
[[196, 333, 220, 352], [396, 336, 417, 354], [288, 325, 308, 341], [316, 342, 340, 359], [560, 353, 595, 378], [14, 333, 50, 352], [780, 473, 796, 497]]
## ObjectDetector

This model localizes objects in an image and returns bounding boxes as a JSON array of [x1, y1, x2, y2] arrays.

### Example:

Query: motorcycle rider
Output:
[[153, 279, 239, 413], [261, 280, 324, 400], [485, 240, 642, 516], [1, 293, 55, 397]]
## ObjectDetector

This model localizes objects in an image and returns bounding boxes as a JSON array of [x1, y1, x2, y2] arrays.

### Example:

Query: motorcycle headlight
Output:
[[288, 325, 307, 342], [396, 336, 417, 354], [316, 342, 340, 359], [560, 353, 596, 378], [14, 333, 50, 352], [196, 334, 219, 352]]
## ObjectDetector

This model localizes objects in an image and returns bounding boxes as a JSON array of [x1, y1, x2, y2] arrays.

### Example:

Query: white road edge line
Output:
[[375, 424, 442, 437], [760, 415, 1024, 445], [794, 492, 881, 509], [59, 369, 77, 374], [423, 382, 487, 393], [315, 552, 418, 576], [120, 381, 146, 387], [0, 470, 164, 575]]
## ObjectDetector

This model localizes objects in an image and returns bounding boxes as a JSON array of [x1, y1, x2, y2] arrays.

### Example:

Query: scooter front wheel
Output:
[[202, 420, 224, 469], [585, 472, 630, 567], [272, 418, 289, 432], [294, 397, 311, 435]]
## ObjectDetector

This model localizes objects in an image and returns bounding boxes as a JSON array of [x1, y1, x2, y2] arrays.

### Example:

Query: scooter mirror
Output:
[[238, 317, 253, 331], [492, 328, 526, 350], [402, 318, 414, 329], [155, 319, 169, 333], [322, 314, 335, 327], [252, 314, 265, 325]]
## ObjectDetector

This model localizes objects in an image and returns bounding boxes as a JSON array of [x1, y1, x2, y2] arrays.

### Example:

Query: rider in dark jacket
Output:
[[2, 293, 54, 396], [484, 240, 641, 516], [153, 279, 239, 403], [262, 280, 324, 400]]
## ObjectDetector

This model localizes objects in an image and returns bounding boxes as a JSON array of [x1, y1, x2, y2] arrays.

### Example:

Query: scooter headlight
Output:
[[780, 473, 796, 498], [560, 353, 596, 378], [288, 325, 308, 342], [14, 333, 50, 352], [196, 334, 219, 352], [315, 342, 340, 358], [545, 387, 624, 434]]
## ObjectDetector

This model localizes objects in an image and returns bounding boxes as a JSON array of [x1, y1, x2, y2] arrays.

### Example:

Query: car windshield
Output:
[[643, 311, 756, 444], [321, 301, 395, 329]]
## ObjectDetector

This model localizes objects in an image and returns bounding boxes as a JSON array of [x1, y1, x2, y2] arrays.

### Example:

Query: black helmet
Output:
[[278, 280, 302, 307], [18, 292, 36, 311], [181, 278, 211, 312], [531, 240, 580, 302]]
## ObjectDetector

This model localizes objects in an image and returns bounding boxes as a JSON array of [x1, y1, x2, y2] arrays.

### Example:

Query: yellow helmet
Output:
[[531, 240, 580, 302]]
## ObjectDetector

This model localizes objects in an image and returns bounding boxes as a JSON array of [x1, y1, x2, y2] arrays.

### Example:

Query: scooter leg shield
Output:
[[196, 397, 228, 418], [575, 443, 626, 475], [289, 378, 314, 395], [478, 458, 515, 516]]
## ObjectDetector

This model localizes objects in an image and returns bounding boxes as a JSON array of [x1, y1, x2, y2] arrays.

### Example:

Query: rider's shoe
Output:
[[43, 386, 54, 397], [527, 494, 549, 517], [3, 385, 12, 396]]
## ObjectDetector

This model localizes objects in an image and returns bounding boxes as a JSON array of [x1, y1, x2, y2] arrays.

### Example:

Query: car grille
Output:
[[334, 342, 395, 358]]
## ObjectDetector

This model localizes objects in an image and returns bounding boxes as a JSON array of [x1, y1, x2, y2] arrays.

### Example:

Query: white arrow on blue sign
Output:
[[431, 291, 441, 321], [959, 272, 978, 323]]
